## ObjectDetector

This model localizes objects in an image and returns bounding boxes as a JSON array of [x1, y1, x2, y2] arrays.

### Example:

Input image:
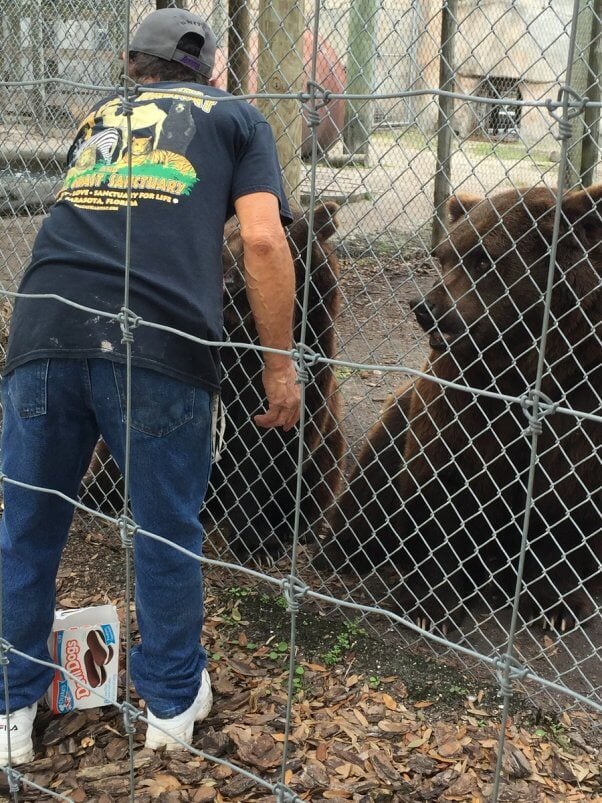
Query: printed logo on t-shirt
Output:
[[58, 95, 209, 211]]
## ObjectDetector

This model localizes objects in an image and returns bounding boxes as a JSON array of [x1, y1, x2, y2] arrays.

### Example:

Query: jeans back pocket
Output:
[[112, 364, 195, 437], [6, 360, 49, 418]]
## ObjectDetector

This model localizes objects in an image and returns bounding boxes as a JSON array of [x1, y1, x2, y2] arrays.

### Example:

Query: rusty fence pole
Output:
[[256, 0, 304, 202], [431, 0, 457, 250], [580, 0, 601, 187]]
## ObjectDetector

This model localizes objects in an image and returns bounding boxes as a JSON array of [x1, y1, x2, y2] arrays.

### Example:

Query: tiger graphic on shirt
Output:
[[58, 93, 214, 211]]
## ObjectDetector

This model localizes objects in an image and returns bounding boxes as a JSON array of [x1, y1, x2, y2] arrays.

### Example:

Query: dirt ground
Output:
[[0, 522, 598, 802]]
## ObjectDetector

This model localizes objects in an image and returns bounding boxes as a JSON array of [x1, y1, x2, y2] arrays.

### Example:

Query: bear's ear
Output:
[[561, 184, 602, 235], [447, 193, 482, 224], [557, 185, 602, 303], [312, 201, 339, 241]]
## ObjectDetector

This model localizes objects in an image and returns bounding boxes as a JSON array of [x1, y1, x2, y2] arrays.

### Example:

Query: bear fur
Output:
[[82, 202, 345, 562], [208, 201, 344, 560], [321, 185, 601, 632]]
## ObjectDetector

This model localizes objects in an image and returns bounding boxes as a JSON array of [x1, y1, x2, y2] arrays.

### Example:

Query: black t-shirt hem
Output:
[[3, 350, 221, 394]]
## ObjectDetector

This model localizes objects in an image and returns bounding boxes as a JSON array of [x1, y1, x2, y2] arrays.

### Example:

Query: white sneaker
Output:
[[0, 703, 37, 766], [145, 669, 213, 750]]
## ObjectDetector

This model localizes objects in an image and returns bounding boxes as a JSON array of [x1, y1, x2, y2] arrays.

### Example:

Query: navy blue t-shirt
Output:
[[5, 83, 292, 391]]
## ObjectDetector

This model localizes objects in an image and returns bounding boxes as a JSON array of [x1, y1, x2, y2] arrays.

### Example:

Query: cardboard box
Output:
[[47, 605, 119, 714]]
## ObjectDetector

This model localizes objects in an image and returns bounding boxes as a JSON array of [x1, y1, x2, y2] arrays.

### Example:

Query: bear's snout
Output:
[[409, 298, 436, 332]]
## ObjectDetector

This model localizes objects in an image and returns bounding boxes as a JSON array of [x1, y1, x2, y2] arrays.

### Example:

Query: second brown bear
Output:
[[321, 185, 601, 633]]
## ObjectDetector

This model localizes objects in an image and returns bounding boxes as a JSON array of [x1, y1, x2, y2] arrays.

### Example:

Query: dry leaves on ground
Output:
[[1, 560, 600, 802]]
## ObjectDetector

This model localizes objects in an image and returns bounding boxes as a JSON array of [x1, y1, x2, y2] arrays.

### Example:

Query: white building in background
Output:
[[450, 0, 582, 146], [298, 0, 589, 147]]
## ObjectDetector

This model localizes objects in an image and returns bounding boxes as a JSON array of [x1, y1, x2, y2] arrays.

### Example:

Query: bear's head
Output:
[[410, 185, 602, 372]]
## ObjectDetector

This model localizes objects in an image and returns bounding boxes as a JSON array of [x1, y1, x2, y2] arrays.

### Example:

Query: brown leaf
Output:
[[191, 787, 217, 803], [301, 662, 328, 672], [330, 744, 365, 770], [353, 709, 370, 728], [501, 745, 532, 779], [297, 758, 330, 790], [209, 764, 233, 781], [550, 754, 576, 782], [444, 770, 476, 797], [221, 775, 259, 798], [228, 727, 281, 770], [315, 741, 329, 762], [378, 719, 409, 734], [434, 722, 463, 757], [406, 735, 428, 749], [438, 739, 463, 757], [227, 658, 265, 677], [167, 759, 207, 785], [381, 693, 398, 711], [137, 779, 173, 798], [466, 706, 490, 717], [57, 597, 81, 608], [242, 713, 276, 726], [369, 751, 400, 784], [42, 711, 89, 745], [77, 761, 129, 781], [148, 772, 182, 792], [104, 737, 129, 762]]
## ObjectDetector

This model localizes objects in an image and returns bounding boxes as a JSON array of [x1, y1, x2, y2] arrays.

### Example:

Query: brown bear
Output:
[[82, 202, 345, 563], [320, 184, 601, 633], [209, 201, 344, 561]]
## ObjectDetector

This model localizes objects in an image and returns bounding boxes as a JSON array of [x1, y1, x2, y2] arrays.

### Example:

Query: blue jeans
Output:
[[0, 358, 212, 717]]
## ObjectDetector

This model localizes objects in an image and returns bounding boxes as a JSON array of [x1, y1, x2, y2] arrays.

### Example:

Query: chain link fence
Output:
[[0, 0, 600, 800]]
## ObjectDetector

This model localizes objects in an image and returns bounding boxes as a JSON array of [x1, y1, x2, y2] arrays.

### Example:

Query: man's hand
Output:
[[254, 359, 301, 431]]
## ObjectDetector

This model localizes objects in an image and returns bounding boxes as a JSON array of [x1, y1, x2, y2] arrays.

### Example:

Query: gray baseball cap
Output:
[[130, 8, 217, 78]]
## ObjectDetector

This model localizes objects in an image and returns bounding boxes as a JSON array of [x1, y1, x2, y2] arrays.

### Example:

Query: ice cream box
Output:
[[46, 605, 119, 714]]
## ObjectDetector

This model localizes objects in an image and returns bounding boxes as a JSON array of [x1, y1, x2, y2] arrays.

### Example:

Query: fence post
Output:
[[210, 1, 228, 51], [343, 0, 380, 164], [580, 0, 601, 188], [27, 0, 46, 126], [3, 1, 21, 93], [431, 0, 457, 250], [256, 0, 304, 202], [564, 0, 596, 189], [227, 0, 251, 95]]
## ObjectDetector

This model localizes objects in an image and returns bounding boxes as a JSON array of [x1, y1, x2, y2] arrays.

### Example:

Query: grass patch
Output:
[[463, 140, 552, 164]]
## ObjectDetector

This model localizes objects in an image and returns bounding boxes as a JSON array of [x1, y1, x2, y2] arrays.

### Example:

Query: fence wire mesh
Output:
[[0, 0, 600, 800]]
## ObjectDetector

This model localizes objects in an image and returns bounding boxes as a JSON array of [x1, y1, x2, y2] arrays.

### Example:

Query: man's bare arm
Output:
[[234, 192, 300, 431]]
